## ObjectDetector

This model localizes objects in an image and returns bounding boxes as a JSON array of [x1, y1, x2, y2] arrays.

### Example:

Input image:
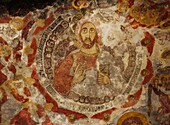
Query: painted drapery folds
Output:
[[0, 0, 170, 125]]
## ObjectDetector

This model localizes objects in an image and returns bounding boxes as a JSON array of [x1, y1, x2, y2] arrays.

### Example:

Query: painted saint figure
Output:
[[53, 21, 123, 102]]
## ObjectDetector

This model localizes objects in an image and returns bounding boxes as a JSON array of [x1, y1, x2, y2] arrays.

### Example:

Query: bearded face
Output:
[[80, 22, 97, 49]]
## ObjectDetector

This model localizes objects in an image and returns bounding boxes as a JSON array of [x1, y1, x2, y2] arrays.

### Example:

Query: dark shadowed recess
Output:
[[0, 0, 59, 16]]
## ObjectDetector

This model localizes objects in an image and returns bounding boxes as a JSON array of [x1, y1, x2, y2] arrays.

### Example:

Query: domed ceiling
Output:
[[0, 0, 170, 125]]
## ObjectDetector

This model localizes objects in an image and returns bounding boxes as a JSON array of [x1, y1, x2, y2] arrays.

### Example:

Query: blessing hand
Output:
[[72, 64, 86, 85]]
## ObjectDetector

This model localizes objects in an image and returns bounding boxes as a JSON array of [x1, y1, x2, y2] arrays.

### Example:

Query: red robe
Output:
[[54, 51, 97, 96]]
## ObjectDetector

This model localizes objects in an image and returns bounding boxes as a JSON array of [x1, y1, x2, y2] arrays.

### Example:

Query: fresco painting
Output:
[[0, 0, 170, 125]]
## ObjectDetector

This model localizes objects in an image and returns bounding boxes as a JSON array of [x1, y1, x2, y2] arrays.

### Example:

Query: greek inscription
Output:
[[46, 85, 57, 96]]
